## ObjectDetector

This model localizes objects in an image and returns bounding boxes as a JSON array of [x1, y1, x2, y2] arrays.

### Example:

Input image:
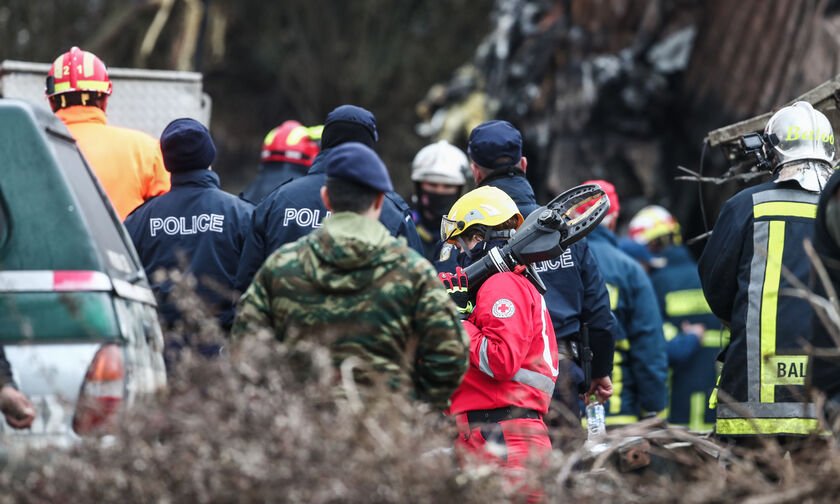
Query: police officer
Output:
[[629, 205, 724, 431], [410, 140, 468, 260], [583, 181, 668, 425], [125, 118, 254, 341], [232, 143, 468, 411], [241, 120, 321, 204], [235, 105, 423, 291], [699, 101, 834, 439], [452, 120, 616, 423]]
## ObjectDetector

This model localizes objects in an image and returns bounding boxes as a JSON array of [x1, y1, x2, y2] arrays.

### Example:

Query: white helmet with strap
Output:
[[411, 140, 468, 186], [765, 101, 836, 192]]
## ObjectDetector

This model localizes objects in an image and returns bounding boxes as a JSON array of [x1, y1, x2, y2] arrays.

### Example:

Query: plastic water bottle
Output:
[[585, 394, 608, 453]]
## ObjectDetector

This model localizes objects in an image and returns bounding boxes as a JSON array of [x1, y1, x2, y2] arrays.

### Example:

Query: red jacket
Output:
[[449, 271, 559, 415]]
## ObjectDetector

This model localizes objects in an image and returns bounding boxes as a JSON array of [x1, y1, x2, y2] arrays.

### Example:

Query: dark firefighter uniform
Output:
[[699, 180, 820, 436], [808, 169, 840, 411], [453, 170, 616, 409], [650, 245, 725, 431], [587, 225, 668, 424], [235, 146, 423, 291]]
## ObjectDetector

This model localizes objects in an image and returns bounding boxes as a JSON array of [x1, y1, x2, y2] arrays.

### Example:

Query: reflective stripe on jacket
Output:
[[587, 226, 668, 424], [699, 181, 819, 436], [449, 271, 559, 415]]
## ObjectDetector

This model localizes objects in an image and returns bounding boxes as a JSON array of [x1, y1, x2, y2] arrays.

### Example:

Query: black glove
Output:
[[438, 267, 473, 318]]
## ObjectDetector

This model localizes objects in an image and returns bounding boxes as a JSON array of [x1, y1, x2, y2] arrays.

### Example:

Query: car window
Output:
[[48, 134, 142, 281]]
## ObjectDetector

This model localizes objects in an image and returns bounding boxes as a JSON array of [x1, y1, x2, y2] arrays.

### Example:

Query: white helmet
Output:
[[411, 140, 468, 186], [764, 101, 835, 192]]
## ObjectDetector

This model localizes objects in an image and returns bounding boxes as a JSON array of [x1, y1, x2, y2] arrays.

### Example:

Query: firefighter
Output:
[[699, 101, 834, 439], [124, 118, 253, 364], [808, 168, 840, 435], [439, 186, 557, 500], [629, 205, 724, 431], [235, 105, 424, 292], [241, 120, 321, 204], [410, 140, 468, 260], [448, 120, 615, 426], [583, 181, 668, 425], [46, 47, 170, 220]]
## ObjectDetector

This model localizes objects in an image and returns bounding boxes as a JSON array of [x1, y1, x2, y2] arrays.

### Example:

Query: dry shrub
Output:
[[5, 275, 840, 503]]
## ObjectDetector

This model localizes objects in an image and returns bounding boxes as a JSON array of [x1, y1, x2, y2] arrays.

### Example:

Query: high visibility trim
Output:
[[752, 189, 820, 205], [763, 355, 808, 387], [665, 289, 712, 318], [605, 415, 639, 425], [53, 56, 64, 79], [511, 368, 556, 395], [615, 338, 630, 351], [760, 220, 785, 403], [753, 201, 817, 219], [606, 283, 619, 311], [478, 338, 494, 378], [689, 391, 709, 432], [703, 327, 729, 348], [53, 80, 110, 94], [610, 351, 623, 415], [745, 221, 769, 403], [663, 322, 678, 342], [715, 417, 819, 436], [716, 401, 816, 419]]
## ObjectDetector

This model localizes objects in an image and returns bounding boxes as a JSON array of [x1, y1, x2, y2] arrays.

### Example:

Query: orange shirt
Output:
[[56, 106, 170, 220]]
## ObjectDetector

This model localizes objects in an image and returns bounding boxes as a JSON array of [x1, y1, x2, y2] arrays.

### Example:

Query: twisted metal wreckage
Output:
[[415, 0, 840, 475], [416, 0, 840, 242]]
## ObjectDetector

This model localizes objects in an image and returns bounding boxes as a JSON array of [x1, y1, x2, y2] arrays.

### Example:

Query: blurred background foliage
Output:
[[5, 0, 840, 247], [0, 0, 494, 196]]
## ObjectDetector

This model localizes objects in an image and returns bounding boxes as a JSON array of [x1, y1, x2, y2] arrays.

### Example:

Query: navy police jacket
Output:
[[448, 171, 616, 380], [241, 161, 308, 204], [235, 147, 424, 291], [650, 245, 723, 429], [587, 225, 668, 421], [125, 170, 254, 329]]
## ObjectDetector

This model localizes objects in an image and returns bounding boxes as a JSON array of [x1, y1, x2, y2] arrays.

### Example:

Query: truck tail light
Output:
[[72, 344, 125, 435]]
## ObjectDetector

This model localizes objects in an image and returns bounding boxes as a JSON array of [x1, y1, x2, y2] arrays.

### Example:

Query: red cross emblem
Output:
[[492, 298, 515, 318]]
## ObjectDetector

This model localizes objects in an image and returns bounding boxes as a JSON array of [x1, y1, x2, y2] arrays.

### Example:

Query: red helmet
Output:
[[260, 120, 320, 167], [45, 47, 112, 98]]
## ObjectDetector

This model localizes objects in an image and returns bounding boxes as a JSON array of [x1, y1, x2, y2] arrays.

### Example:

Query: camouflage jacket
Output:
[[232, 212, 469, 410]]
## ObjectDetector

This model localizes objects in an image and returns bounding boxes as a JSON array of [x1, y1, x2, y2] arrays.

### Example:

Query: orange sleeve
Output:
[[144, 141, 170, 199]]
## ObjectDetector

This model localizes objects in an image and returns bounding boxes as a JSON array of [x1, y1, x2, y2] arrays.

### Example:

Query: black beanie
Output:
[[160, 118, 217, 172], [321, 121, 376, 150]]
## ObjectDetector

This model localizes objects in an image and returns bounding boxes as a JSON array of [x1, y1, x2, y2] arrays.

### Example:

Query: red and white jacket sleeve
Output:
[[462, 273, 535, 381]]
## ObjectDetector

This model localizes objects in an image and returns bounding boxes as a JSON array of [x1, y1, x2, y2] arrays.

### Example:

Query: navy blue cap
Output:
[[324, 105, 378, 142], [467, 120, 522, 170], [325, 142, 393, 192], [160, 118, 216, 172]]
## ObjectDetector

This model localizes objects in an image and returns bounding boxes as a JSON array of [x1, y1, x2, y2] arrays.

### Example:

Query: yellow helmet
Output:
[[440, 186, 523, 244]]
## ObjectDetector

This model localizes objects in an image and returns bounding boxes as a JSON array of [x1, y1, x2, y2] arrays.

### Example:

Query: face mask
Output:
[[418, 190, 460, 230], [456, 238, 508, 268]]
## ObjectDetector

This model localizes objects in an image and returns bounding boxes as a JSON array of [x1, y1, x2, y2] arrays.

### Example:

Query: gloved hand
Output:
[[438, 267, 473, 318]]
